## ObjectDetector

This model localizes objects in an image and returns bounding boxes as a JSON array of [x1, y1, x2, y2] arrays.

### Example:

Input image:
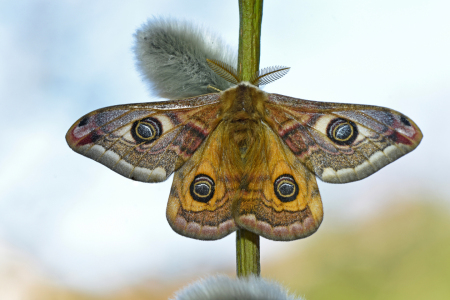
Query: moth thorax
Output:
[[221, 84, 266, 122]]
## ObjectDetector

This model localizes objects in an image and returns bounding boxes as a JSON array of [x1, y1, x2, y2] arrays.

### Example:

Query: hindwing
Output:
[[166, 119, 324, 241], [166, 122, 239, 240], [234, 124, 323, 241]]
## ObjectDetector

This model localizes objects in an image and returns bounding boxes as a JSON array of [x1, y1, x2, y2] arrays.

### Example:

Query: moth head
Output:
[[206, 59, 290, 87]]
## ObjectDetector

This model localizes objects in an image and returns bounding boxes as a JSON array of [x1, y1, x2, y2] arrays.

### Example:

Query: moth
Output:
[[66, 59, 422, 241]]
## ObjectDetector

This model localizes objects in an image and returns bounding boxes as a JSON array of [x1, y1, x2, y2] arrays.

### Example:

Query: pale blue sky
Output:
[[0, 0, 449, 292]]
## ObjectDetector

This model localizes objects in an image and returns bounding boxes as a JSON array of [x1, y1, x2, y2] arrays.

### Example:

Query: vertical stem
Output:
[[236, 0, 263, 278], [238, 0, 263, 81], [236, 227, 261, 277]]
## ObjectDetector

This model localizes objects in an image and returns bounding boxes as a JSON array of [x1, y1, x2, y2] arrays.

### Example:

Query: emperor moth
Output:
[[66, 19, 422, 241]]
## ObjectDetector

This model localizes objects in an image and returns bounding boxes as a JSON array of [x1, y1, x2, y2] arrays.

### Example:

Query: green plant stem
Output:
[[236, 227, 261, 277], [238, 0, 263, 81], [236, 0, 263, 278]]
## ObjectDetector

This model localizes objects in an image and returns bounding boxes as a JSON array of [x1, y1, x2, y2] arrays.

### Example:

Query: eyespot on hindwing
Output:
[[274, 174, 299, 202], [190, 174, 215, 203]]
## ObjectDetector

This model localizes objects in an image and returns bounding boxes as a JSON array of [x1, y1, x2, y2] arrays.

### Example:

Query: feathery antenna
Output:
[[206, 59, 240, 85], [249, 66, 290, 86], [206, 59, 289, 87]]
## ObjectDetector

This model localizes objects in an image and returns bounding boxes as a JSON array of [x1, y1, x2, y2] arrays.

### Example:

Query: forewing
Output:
[[265, 94, 423, 183], [166, 122, 239, 240], [66, 94, 221, 182], [234, 124, 323, 241]]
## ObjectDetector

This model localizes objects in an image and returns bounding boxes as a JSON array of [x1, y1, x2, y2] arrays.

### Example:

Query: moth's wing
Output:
[[167, 122, 239, 240], [66, 94, 221, 182], [234, 124, 323, 241], [265, 94, 423, 183]]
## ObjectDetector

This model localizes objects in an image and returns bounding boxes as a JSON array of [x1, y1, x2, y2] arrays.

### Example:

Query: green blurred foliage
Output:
[[264, 200, 450, 300], [30, 200, 450, 299]]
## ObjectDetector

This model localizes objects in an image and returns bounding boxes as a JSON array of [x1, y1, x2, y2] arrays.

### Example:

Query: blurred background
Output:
[[1, 0, 449, 299]]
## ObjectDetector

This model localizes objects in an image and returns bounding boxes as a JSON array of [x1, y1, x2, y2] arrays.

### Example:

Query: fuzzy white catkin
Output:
[[134, 18, 237, 99], [171, 275, 305, 300]]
